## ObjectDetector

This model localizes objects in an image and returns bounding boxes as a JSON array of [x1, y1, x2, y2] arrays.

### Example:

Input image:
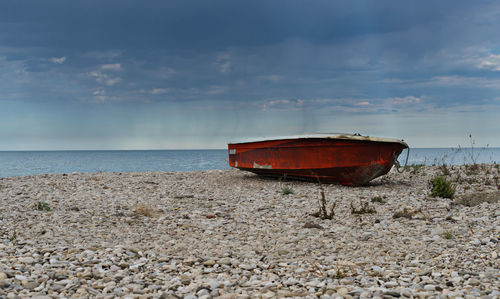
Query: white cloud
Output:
[[431, 76, 500, 88], [477, 54, 500, 71], [92, 88, 108, 102], [90, 71, 121, 86], [101, 63, 122, 71], [263, 98, 304, 110], [257, 75, 283, 82], [356, 101, 370, 106], [139, 88, 170, 95], [151, 88, 169, 95], [104, 77, 121, 86], [390, 96, 421, 105], [93, 89, 104, 96], [50, 57, 66, 64]]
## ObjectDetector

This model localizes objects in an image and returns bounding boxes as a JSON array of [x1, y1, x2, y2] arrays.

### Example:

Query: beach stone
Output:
[[14, 275, 27, 281], [384, 290, 401, 297], [424, 284, 436, 291], [23, 281, 39, 290], [197, 288, 210, 296], [0, 167, 497, 298], [471, 239, 481, 246], [203, 259, 216, 266], [19, 257, 36, 264], [239, 264, 256, 271], [385, 281, 398, 288], [218, 258, 231, 265], [0, 280, 8, 288], [401, 288, 413, 297]]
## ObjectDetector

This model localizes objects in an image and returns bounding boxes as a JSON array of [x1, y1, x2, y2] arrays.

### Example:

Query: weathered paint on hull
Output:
[[228, 137, 408, 185]]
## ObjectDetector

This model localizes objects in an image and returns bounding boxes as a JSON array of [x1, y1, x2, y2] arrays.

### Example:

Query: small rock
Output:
[[385, 281, 398, 288], [471, 239, 481, 246], [337, 287, 349, 296], [424, 284, 436, 291], [467, 278, 480, 286], [203, 259, 216, 266], [239, 264, 256, 270], [14, 275, 27, 281], [19, 257, 36, 264]]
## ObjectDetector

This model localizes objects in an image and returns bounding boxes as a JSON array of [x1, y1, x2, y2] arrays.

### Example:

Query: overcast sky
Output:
[[1, 0, 499, 149]]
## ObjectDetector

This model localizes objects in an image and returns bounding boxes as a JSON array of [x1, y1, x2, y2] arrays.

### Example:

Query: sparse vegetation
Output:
[[281, 186, 294, 195], [393, 207, 420, 219], [311, 178, 335, 220], [443, 231, 453, 239], [406, 163, 425, 175], [439, 163, 451, 176], [329, 261, 353, 279], [371, 196, 385, 203], [334, 268, 347, 279], [8, 230, 17, 242], [467, 134, 479, 166], [350, 201, 376, 215], [36, 201, 51, 211], [134, 203, 155, 217], [430, 176, 456, 199], [465, 164, 479, 176], [454, 172, 464, 184], [279, 174, 294, 195]]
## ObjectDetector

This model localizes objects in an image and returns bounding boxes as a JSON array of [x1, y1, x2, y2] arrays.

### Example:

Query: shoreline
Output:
[[0, 166, 498, 298]]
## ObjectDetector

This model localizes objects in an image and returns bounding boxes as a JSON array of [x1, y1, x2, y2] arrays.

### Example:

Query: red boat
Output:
[[228, 134, 408, 185]]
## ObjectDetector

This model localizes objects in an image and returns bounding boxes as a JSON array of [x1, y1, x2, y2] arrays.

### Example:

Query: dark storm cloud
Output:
[[0, 0, 470, 54], [1, 0, 500, 148]]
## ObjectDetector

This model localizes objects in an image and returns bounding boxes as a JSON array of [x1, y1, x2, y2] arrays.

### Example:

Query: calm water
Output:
[[0, 148, 499, 178]]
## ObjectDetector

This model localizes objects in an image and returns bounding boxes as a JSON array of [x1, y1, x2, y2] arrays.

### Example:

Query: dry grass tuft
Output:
[[134, 203, 156, 217], [311, 178, 336, 220], [393, 207, 417, 219], [350, 201, 376, 215]]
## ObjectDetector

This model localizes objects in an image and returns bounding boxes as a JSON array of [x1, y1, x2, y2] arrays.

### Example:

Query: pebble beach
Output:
[[0, 165, 498, 298]]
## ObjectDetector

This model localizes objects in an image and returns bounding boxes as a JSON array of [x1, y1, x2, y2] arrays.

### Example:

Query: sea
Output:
[[0, 148, 499, 178]]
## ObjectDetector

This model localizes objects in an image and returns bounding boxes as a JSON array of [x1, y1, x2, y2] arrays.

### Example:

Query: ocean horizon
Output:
[[1, 147, 499, 178]]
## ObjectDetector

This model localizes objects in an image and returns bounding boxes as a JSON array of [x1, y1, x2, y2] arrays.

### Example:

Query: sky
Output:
[[1, 0, 500, 150]]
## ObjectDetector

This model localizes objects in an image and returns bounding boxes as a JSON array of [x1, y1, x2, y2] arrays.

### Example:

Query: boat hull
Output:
[[228, 137, 408, 185]]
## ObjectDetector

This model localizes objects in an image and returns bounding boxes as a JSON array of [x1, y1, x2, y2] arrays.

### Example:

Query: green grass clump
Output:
[[36, 201, 51, 211], [430, 176, 456, 199], [371, 196, 385, 203], [281, 186, 294, 195], [8, 230, 17, 241], [442, 231, 453, 239]]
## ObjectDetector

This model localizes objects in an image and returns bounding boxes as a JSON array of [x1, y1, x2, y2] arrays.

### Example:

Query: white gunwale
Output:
[[229, 133, 408, 147]]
